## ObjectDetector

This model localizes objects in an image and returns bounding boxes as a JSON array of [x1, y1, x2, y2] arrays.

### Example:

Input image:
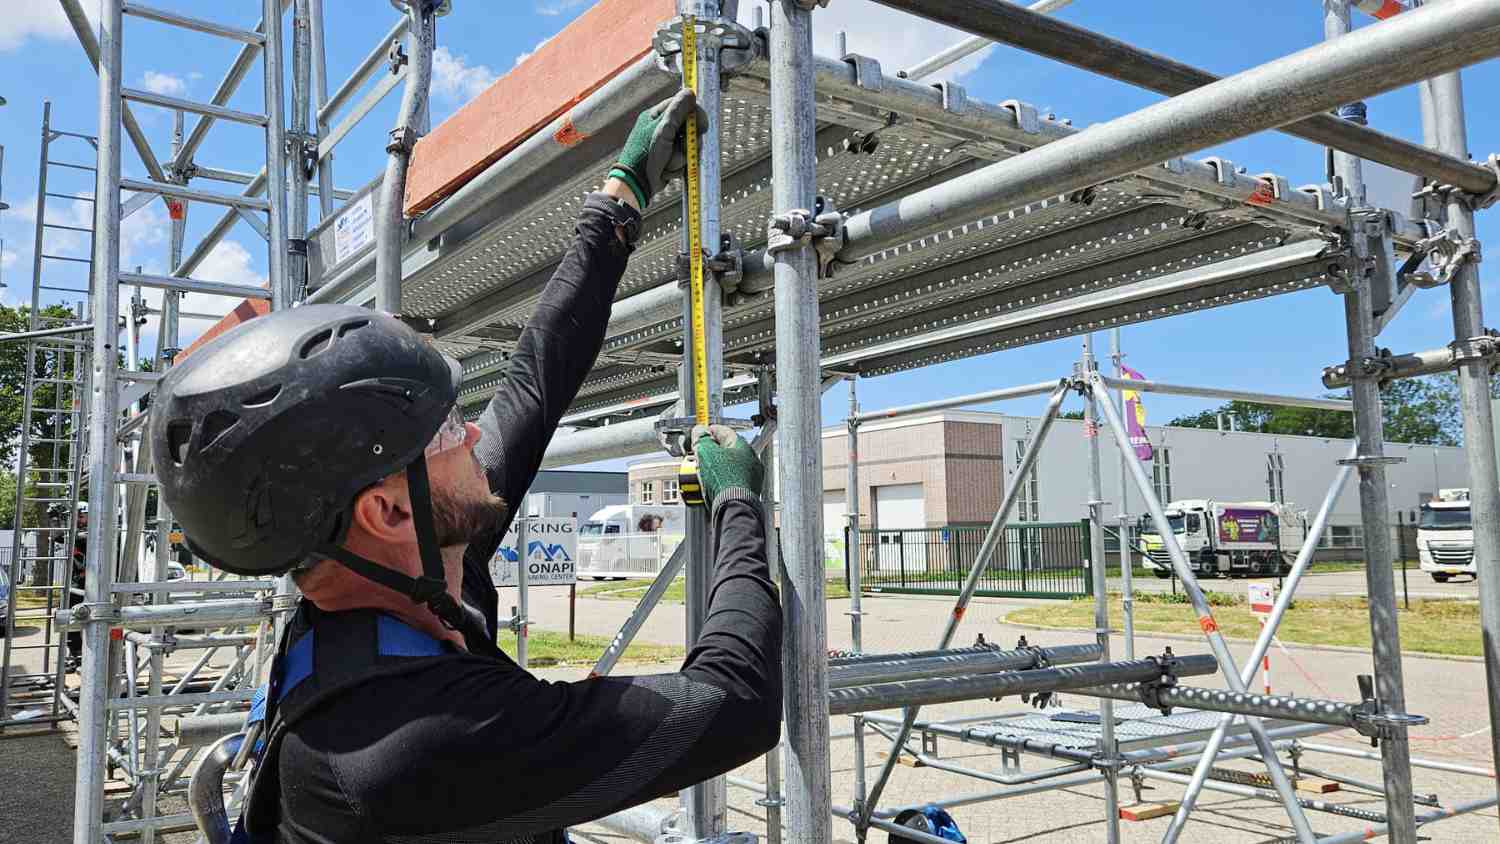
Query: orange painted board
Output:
[[1120, 803, 1179, 822], [403, 0, 677, 216], [178, 298, 271, 362]]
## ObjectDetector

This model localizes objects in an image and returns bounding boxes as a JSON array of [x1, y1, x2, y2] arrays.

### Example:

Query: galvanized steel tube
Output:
[[1076, 682, 1409, 730], [879, 0, 1492, 195], [262, 0, 292, 309], [827, 643, 1102, 689], [853, 380, 1062, 422], [1423, 3, 1500, 828], [75, 4, 125, 840], [767, 1, 831, 839], [374, 1, 433, 314], [840, 0, 1500, 261], [829, 654, 1217, 716]]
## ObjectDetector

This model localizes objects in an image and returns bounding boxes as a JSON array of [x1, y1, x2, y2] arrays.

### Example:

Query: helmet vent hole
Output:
[[242, 385, 282, 408], [167, 420, 193, 466], [300, 329, 334, 359], [201, 410, 241, 449], [337, 319, 369, 337]]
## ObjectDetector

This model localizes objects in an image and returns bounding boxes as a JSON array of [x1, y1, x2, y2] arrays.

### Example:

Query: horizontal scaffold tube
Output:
[[828, 643, 1102, 690], [540, 416, 663, 469], [1095, 376, 1352, 413], [828, 654, 1218, 716], [840, 0, 1500, 262], [1075, 683, 1428, 731], [56, 599, 279, 631], [868, 0, 1496, 195], [830, 644, 1005, 667]]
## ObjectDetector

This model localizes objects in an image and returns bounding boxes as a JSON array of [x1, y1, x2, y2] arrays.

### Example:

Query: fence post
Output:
[[899, 532, 906, 589], [1082, 518, 1094, 596], [1398, 510, 1410, 611]]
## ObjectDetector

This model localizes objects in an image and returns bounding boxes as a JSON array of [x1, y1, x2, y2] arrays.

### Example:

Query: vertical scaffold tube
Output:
[[768, 1, 831, 840], [75, 3, 125, 841], [678, 1, 729, 836], [846, 377, 869, 817], [1422, 3, 1500, 828], [1081, 337, 1120, 844]]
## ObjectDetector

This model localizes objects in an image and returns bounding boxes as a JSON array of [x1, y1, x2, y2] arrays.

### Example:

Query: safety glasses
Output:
[[426, 403, 469, 457]]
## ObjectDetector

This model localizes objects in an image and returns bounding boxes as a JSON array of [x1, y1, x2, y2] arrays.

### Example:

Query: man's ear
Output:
[[349, 477, 413, 544]]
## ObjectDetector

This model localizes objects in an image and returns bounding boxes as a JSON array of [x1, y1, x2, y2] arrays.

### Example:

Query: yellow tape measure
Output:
[[680, 15, 709, 508]]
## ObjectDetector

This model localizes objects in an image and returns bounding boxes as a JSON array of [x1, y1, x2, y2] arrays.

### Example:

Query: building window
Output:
[[662, 478, 680, 504], [1013, 438, 1039, 522], [1266, 452, 1286, 504], [1152, 447, 1173, 504], [639, 480, 655, 505]]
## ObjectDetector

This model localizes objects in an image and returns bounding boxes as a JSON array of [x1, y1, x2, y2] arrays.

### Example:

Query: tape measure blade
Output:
[[682, 16, 710, 428]]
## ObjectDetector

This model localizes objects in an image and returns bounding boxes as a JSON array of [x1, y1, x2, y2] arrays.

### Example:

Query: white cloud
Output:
[[535, 0, 589, 16], [193, 240, 267, 291], [1, 249, 16, 270], [431, 46, 499, 103], [736, 0, 993, 81], [142, 71, 188, 97], [0, 2, 93, 52]]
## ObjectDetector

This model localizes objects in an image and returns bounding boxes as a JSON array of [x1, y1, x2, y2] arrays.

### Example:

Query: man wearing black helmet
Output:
[[152, 90, 783, 844]]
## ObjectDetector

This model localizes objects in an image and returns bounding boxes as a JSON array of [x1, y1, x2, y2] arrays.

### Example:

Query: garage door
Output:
[[874, 483, 926, 528], [874, 483, 927, 571]]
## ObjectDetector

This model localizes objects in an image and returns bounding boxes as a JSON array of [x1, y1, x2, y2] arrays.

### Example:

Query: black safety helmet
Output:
[[150, 304, 470, 629]]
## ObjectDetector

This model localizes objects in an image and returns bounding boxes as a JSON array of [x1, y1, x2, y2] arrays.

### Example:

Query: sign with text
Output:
[[1217, 508, 1279, 544], [1248, 582, 1275, 617], [490, 517, 578, 587]]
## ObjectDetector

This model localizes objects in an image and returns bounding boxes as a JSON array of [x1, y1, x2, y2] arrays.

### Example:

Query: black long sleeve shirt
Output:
[[462, 193, 638, 639], [272, 196, 784, 843], [276, 493, 780, 843]]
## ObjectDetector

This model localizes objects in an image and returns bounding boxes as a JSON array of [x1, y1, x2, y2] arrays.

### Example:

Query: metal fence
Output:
[[853, 521, 1093, 599]]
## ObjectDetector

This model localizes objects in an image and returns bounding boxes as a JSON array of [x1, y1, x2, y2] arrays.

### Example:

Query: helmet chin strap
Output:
[[316, 453, 474, 638]]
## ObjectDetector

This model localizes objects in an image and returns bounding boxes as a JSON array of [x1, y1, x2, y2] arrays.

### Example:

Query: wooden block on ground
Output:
[[1120, 802, 1180, 821], [876, 750, 925, 768], [1296, 777, 1341, 794], [403, 0, 677, 215]]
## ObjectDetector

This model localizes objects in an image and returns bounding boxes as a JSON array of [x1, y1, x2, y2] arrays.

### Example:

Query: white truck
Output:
[[1139, 499, 1304, 579], [576, 504, 686, 580], [1418, 488, 1474, 582]]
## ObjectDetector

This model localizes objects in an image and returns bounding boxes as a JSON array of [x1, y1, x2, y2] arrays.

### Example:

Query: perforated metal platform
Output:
[[307, 38, 1427, 426], [944, 704, 1332, 753]]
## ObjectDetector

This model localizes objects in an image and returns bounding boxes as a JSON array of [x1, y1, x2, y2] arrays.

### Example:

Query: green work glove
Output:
[[609, 88, 707, 209], [691, 424, 764, 508]]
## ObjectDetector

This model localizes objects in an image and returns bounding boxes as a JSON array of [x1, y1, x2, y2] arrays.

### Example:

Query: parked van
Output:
[[576, 504, 686, 579]]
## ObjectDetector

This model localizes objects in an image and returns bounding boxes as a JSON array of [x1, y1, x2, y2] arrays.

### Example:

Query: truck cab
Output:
[[576, 504, 686, 580], [1140, 500, 1213, 578], [1418, 488, 1474, 582]]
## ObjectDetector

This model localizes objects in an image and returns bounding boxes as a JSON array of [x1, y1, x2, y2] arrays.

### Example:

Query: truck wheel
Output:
[[1433, 573, 1450, 583], [1248, 558, 1265, 576], [1200, 559, 1217, 579]]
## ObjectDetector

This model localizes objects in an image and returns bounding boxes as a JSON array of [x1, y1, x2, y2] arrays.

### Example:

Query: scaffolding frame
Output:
[[37, 0, 1500, 843]]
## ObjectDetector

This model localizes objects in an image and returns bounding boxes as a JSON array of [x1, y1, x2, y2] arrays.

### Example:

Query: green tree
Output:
[[1165, 373, 1499, 446]]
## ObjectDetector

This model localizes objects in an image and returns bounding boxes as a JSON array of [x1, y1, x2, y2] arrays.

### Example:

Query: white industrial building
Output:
[[815, 410, 1469, 559]]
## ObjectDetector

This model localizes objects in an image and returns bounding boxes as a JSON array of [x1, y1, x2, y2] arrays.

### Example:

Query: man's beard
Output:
[[430, 484, 508, 547]]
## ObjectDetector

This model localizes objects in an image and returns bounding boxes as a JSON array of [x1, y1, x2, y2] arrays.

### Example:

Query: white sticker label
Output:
[[490, 517, 578, 588], [1248, 582, 1275, 617], [332, 193, 374, 264]]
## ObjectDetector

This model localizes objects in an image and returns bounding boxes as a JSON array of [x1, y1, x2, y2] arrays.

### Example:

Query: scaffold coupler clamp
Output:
[[1474, 152, 1500, 210], [1351, 674, 1429, 747], [1015, 636, 1053, 708], [652, 15, 757, 76], [1450, 330, 1500, 367], [1320, 348, 1395, 390], [1413, 225, 1482, 287], [1138, 647, 1182, 716], [674, 235, 745, 297], [766, 196, 846, 279]]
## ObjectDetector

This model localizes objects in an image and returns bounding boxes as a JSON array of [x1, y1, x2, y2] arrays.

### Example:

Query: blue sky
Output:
[[0, 1, 1495, 463]]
